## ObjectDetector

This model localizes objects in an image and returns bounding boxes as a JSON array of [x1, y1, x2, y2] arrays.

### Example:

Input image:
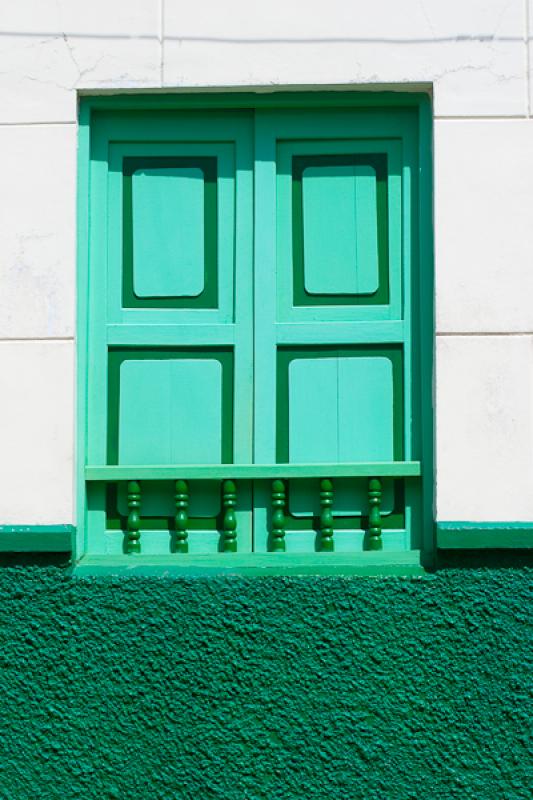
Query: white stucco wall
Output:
[[1, 0, 532, 524]]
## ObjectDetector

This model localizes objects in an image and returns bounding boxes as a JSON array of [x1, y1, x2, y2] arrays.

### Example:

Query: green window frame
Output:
[[75, 91, 434, 576]]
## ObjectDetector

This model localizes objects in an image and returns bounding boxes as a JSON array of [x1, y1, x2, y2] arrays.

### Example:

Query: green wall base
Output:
[[0, 525, 74, 552], [0, 561, 531, 798], [437, 522, 533, 550]]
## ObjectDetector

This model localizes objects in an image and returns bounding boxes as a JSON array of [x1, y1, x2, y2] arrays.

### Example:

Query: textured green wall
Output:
[[0, 555, 531, 799]]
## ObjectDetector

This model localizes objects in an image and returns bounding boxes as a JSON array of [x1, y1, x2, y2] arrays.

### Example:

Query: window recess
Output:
[[77, 93, 433, 573]]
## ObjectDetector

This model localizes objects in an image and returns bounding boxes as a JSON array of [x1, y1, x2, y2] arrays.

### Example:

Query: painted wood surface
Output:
[[72, 550, 425, 577], [319, 478, 335, 551], [84, 110, 254, 555], [288, 356, 394, 463], [302, 164, 378, 295], [174, 479, 189, 553], [85, 462, 421, 480], [367, 477, 383, 550], [118, 358, 223, 465], [126, 480, 141, 554], [252, 108, 418, 554], [132, 166, 205, 298], [271, 479, 287, 551], [79, 96, 432, 562]]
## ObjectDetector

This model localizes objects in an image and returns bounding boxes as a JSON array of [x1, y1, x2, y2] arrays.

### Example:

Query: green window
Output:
[[78, 93, 433, 573]]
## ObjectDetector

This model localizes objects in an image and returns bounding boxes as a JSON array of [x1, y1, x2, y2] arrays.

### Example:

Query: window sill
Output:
[[71, 551, 425, 578]]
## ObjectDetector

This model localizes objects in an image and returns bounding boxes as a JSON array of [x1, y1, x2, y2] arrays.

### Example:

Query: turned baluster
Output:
[[319, 478, 334, 552], [126, 480, 141, 554], [367, 477, 383, 551], [271, 479, 287, 552], [222, 480, 237, 552], [174, 479, 189, 554]]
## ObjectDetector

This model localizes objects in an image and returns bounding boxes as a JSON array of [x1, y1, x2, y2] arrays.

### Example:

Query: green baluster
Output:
[[319, 478, 334, 552], [126, 480, 141, 554], [367, 477, 383, 551], [271, 479, 286, 552], [222, 480, 237, 552], [174, 479, 189, 554]]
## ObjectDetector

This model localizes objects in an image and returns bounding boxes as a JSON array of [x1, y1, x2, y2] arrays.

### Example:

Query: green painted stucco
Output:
[[0, 555, 531, 799]]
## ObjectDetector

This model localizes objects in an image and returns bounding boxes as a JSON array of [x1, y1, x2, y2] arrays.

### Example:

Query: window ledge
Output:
[[0, 525, 74, 553], [71, 551, 424, 578], [437, 522, 533, 550]]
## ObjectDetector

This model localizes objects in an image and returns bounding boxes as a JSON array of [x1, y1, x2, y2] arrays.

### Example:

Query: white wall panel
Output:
[[436, 335, 533, 521], [0, 0, 161, 123], [0, 1, 526, 121], [528, 0, 533, 114], [0, 342, 74, 524], [0, 125, 76, 338], [435, 120, 533, 334], [163, 0, 526, 117]]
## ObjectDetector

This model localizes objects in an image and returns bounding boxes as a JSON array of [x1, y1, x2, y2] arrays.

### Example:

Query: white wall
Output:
[[0, 0, 532, 523]]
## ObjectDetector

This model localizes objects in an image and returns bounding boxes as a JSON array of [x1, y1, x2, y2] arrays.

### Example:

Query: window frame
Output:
[[75, 90, 434, 575]]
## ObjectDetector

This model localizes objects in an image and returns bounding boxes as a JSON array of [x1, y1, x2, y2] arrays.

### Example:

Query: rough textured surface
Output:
[[0, 555, 531, 799]]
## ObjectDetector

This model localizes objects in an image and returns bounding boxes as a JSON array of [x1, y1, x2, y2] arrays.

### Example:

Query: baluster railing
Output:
[[85, 463, 421, 558], [319, 478, 334, 552], [222, 479, 237, 552], [271, 479, 286, 552], [367, 477, 383, 550], [174, 479, 189, 553], [126, 480, 141, 554]]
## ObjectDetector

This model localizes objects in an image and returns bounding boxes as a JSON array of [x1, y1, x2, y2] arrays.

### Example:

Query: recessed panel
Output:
[[289, 356, 394, 463], [132, 167, 205, 298], [118, 359, 223, 465], [289, 152, 390, 310], [302, 165, 378, 295], [121, 155, 219, 311]]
